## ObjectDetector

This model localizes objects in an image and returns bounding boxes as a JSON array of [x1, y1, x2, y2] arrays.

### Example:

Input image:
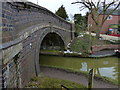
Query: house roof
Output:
[[98, 8, 120, 15]]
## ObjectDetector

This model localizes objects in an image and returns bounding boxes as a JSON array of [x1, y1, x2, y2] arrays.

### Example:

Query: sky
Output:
[[27, 0, 118, 20], [27, 0, 88, 20]]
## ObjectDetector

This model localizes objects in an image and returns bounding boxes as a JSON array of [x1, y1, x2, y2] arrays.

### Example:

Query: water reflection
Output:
[[40, 55, 118, 80], [79, 58, 118, 80]]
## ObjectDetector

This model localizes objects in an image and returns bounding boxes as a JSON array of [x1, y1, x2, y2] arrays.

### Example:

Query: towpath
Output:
[[40, 66, 118, 88]]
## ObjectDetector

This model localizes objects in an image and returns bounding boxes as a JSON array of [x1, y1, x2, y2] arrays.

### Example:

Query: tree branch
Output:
[[72, 1, 91, 10], [102, 2, 120, 25], [97, 0, 101, 8], [91, 13, 98, 25], [80, 7, 86, 11], [105, 2, 115, 10], [91, 1, 96, 9]]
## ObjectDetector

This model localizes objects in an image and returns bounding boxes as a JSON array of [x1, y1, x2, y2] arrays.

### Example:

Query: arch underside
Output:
[[37, 26, 69, 51], [40, 32, 65, 51]]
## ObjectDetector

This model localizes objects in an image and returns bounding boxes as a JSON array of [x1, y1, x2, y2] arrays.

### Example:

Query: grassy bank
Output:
[[27, 76, 86, 88], [40, 65, 119, 86], [40, 34, 113, 57], [40, 50, 64, 56], [70, 34, 90, 56], [70, 34, 112, 56], [40, 55, 118, 85], [40, 50, 83, 57]]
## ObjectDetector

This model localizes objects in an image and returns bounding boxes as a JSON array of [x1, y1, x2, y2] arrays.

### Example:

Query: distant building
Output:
[[88, 9, 120, 34]]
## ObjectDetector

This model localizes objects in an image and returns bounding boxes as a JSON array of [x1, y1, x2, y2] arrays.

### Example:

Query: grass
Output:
[[41, 65, 119, 86], [40, 33, 113, 57], [40, 55, 118, 85], [70, 34, 90, 56], [40, 50, 64, 56], [41, 50, 83, 57], [70, 34, 113, 56], [95, 75, 119, 85], [27, 76, 86, 88]]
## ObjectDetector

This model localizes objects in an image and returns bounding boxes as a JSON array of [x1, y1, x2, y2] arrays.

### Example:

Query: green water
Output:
[[40, 55, 119, 81]]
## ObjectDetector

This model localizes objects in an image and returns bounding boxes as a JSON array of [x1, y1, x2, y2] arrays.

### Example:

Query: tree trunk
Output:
[[96, 26, 101, 39]]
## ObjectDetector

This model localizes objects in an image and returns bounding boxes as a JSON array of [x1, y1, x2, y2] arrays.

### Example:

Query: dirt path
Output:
[[40, 66, 118, 88]]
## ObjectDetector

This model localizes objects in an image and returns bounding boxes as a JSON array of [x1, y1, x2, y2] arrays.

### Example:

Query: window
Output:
[[107, 15, 112, 20]]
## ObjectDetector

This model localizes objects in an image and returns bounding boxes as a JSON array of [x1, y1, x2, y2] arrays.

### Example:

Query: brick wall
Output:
[[88, 14, 120, 34], [1, 2, 74, 88], [92, 45, 120, 52]]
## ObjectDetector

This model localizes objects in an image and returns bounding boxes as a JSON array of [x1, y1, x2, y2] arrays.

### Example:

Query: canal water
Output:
[[40, 55, 118, 81]]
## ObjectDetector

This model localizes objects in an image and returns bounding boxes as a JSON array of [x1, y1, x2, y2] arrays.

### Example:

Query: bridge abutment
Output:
[[1, 1, 74, 88]]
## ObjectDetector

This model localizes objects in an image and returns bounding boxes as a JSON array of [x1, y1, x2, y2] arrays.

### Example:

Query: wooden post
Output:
[[61, 85, 69, 90], [88, 69, 94, 89]]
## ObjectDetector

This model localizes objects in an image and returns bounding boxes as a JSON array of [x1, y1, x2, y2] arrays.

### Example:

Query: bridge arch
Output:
[[40, 32, 65, 51], [34, 27, 66, 76], [37, 27, 66, 50], [1, 1, 74, 88]]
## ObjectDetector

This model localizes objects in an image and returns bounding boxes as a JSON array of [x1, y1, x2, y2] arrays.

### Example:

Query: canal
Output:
[[40, 55, 118, 81]]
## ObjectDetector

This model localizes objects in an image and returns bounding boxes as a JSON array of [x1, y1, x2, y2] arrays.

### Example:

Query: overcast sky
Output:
[[27, 0, 118, 20], [28, 0, 88, 20]]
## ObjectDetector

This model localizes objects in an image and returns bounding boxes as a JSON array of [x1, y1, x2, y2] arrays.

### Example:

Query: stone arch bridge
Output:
[[0, 1, 74, 88]]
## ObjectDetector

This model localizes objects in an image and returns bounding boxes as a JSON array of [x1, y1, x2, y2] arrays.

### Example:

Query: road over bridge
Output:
[[0, 1, 74, 88]]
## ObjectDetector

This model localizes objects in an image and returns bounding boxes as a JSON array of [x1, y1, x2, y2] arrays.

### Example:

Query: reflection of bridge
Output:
[[1, 2, 74, 88]]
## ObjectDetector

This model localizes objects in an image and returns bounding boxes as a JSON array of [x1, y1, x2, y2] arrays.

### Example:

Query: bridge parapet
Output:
[[1, 1, 74, 88], [92, 45, 120, 52], [1, 2, 74, 45]]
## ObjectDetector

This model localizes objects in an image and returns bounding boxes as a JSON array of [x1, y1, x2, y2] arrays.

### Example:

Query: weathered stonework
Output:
[[1, 2, 74, 88]]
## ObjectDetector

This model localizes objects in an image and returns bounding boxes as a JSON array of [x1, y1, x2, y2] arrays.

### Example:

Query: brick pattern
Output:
[[92, 45, 120, 52], [1, 2, 74, 88], [2, 2, 73, 44], [88, 14, 119, 34]]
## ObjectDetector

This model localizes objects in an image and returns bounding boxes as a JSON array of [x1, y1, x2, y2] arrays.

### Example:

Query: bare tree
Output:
[[72, 0, 120, 38]]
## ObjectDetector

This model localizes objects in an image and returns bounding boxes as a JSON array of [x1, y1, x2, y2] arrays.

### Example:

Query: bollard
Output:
[[88, 69, 94, 89]]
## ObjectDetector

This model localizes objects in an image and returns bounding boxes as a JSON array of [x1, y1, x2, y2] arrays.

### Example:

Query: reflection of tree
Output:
[[112, 58, 119, 81], [84, 57, 118, 79], [96, 68, 101, 76], [113, 65, 118, 80]]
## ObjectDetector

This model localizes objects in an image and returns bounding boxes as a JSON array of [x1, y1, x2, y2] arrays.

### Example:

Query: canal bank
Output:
[[40, 66, 118, 88], [40, 49, 117, 58], [38, 33, 119, 88], [39, 55, 119, 87], [27, 74, 86, 88]]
